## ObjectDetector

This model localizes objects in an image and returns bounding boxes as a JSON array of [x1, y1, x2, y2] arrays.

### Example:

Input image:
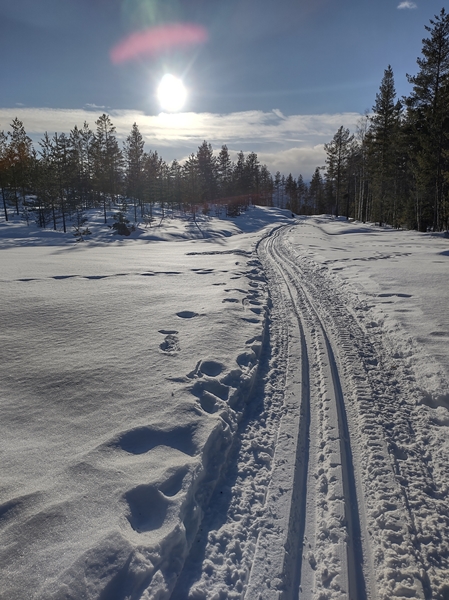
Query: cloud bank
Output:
[[0, 107, 362, 180]]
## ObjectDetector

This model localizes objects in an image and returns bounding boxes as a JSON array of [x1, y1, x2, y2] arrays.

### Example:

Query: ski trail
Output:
[[247, 226, 367, 599], [280, 224, 449, 599], [168, 223, 448, 599], [250, 223, 441, 600]]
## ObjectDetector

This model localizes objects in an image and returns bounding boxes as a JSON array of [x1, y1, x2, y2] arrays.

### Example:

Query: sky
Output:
[[0, 0, 446, 179]]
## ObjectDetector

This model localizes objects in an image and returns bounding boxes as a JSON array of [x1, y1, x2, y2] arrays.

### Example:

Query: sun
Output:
[[157, 74, 187, 112]]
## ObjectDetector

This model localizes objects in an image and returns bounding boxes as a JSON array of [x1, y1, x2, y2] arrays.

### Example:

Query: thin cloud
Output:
[[84, 103, 108, 110], [0, 107, 361, 179], [397, 1, 417, 9]]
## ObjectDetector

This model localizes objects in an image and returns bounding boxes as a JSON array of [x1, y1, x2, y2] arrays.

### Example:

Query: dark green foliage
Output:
[[111, 211, 133, 236], [312, 10, 449, 231], [405, 8, 449, 230], [324, 126, 355, 218], [124, 122, 145, 221]]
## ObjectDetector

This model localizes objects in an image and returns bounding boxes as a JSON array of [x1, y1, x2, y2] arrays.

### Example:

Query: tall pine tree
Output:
[[368, 66, 402, 226], [405, 8, 449, 230], [324, 126, 355, 218]]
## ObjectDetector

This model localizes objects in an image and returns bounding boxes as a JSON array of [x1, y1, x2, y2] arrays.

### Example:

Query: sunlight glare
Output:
[[157, 74, 187, 112]]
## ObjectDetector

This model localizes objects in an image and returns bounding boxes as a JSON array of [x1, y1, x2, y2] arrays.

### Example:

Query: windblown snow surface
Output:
[[1, 208, 448, 600]]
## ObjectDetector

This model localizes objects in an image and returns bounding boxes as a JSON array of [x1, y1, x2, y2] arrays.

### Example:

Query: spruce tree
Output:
[[245, 152, 260, 200], [143, 150, 161, 220], [309, 167, 325, 214], [217, 145, 233, 198], [324, 126, 355, 218], [182, 153, 200, 215], [284, 173, 297, 213], [259, 165, 273, 206], [170, 159, 183, 211], [124, 122, 145, 221], [233, 151, 246, 196], [92, 114, 123, 223], [368, 66, 402, 226], [196, 141, 217, 203], [37, 132, 59, 229], [297, 174, 307, 213], [0, 130, 8, 221], [7, 118, 32, 214], [405, 8, 449, 230], [51, 132, 71, 233], [274, 171, 282, 207]]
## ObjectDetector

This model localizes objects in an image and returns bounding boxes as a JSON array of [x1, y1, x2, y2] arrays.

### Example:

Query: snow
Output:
[[0, 208, 448, 599]]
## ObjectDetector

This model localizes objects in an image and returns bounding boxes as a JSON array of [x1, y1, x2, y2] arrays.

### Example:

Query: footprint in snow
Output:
[[160, 334, 180, 354], [125, 485, 168, 532], [176, 311, 199, 319], [124, 466, 190, 533], [112, 423, 198, 456]]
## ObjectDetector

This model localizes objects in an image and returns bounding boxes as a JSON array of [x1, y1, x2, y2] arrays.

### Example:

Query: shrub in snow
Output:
[[111, 211, 135, 236]]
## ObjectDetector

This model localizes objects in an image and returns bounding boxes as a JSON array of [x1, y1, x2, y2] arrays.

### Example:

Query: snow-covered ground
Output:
[[0, 208, 448, 599]]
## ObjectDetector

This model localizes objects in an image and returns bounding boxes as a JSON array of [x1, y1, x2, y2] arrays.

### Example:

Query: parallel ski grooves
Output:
[[276, 251, 311, 600], [322, 329, 367, 600], [259, 226, 368, 599]]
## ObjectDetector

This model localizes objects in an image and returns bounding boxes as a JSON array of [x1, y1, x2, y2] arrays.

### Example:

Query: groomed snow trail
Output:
[[169, 223, 449, 599], [247, 225, 369, 600], [247, 224, 449, 600]]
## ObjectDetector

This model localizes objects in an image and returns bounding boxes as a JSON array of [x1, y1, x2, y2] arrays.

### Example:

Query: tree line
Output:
[[309, 8, 449, 231], [1, 10, 448, 232], [0, 113, 276, 231]]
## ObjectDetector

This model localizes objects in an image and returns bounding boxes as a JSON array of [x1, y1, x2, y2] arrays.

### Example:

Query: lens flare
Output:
[[157, 74, 187, 112], [110, 23, 208, 64]]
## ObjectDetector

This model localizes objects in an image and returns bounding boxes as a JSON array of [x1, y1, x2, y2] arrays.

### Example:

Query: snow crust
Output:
[[0, 210, 448, 599]]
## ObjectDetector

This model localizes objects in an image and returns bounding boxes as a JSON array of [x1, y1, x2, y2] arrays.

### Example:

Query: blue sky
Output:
[[0, 0, 446, 178]]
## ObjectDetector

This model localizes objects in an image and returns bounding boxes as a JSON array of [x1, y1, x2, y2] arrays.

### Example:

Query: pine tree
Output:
[[0, 129, 9, 221], [280, 174, 286, 208], [405, 8, 449, 230], [368, 66, 402, 226], [284, 173, 298, 213], [196, 141, 217, 203], [309, 167, 325, 214], [69, 122, 94, 211], [324, 126, 355, 218], [297, 174, 307, 213], [233, 151, 246, 196], [51, 132, 71, 233], [217, 145, 233, 198], [274, 171, 282, 207], [92, 114, 123, 223], [353, 113, 371, 222], [80, 122, 95, 208], [37, 132, 59, 229], [170, 159, 183, 211], [245, 152, 260, 200], [260, 165, 273, 206], [124, 122, 145, 221], [7, 118, 32, 214], [182, 153, 200, 215], [142, 150, 161, 221]]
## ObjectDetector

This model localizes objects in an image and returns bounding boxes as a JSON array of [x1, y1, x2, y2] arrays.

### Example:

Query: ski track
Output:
[[247, 225, 368, 600], [169, 223, 449, 600]]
